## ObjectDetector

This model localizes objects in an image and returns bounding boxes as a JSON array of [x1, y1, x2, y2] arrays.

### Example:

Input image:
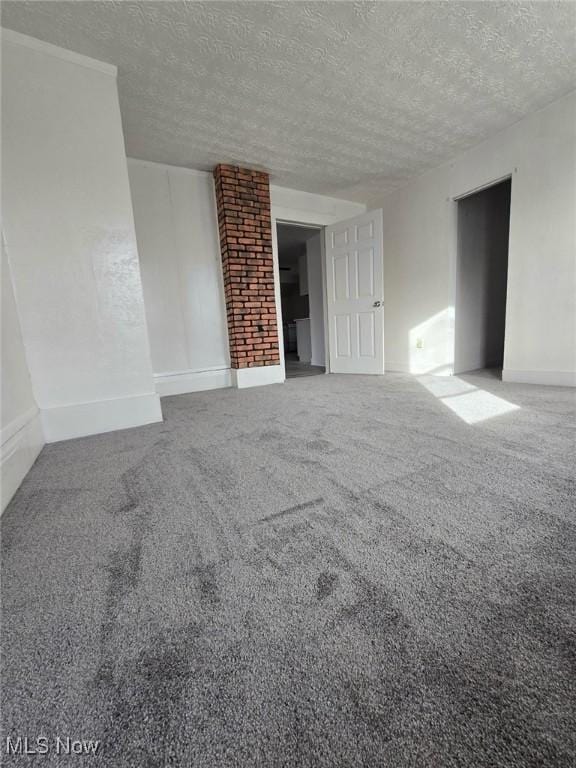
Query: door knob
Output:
[[373, 300, 382, 307]]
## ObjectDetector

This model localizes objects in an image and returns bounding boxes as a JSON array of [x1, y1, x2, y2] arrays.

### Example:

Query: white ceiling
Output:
[[3, 1, 575, 202]]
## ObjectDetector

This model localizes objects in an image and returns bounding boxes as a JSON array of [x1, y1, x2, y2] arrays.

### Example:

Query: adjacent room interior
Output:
[[1, 2, 575, 766], [277, 223, 325, 378]]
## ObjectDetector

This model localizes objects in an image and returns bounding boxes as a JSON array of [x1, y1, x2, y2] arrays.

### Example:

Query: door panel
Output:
[[357, 247, 374, 297], [325, 210, 384, 374], [359, 312, 375, 357], [335, 314, 351, 358], [333, 253, 350, 301]]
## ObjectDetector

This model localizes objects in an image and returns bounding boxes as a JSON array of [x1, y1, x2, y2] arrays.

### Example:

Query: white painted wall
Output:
[[2, 30, 161, 441], [1, 239, 44, 512], [376, 91, 576, 386], [306, 233, 326, 367], [127, 159, 231, 396], [455, 180, 511, 374], [379, 166, 454, 375]]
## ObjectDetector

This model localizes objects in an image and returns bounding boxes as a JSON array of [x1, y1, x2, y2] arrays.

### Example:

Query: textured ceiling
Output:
[[3, 1, 576, 202]]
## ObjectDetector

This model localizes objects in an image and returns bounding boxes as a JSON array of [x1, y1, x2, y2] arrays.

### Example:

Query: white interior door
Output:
[[325, 209, 384, 374]]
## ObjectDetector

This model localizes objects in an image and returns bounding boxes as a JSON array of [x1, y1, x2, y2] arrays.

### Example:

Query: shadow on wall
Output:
[[417, 374, 520, 425]]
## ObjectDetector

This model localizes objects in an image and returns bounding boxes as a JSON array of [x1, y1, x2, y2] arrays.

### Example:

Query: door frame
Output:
[[272, 205, 337, 378]]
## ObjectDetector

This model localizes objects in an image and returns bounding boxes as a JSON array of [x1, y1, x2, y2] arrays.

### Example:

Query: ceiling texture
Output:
[[2, 1, 575, 202]]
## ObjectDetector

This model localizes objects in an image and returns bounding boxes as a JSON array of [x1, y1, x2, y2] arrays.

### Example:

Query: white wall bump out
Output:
[[377, 91, 576, 383], [154, 368, 233, 397], [1, 237, 44, 512], [1, 409, 44, 514], [2, 28, 117, 76], [127, 158, 231, 390], [3, 34, 161, 441], [40, 393, 162, 444], [233, 365, 284, 389]]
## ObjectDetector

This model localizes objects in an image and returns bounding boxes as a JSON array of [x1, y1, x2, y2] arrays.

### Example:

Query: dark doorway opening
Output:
[[455, 178, 512, 376], [277, 223, 325, 379]]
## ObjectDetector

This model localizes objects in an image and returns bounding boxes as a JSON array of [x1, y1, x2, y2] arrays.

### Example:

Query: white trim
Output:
[[319, 231, 331, 373], [127, 157, 210, 178], [155, 365, 230, 377], [271, 217, 286, 381], [270, 187, 366, 226], [452, 173, 513, 202], [41, 393, 163, 443], [271, 204, 342, 228], [233, 365, 284, 389], [502, 369, 576, 387], [0, 405, 39, 447], [1, 28, 117, 77], [271, 206, 338, 378], [447, 197, 458, 375], [385, 361, 412, 374], [385, 363, 456, 376], [1, 409, 44, 514], [154, 368, 232, 397], [452, 174, 513, 378]]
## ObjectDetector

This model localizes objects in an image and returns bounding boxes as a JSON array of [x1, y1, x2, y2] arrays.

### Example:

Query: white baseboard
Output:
[[386, 362, 457, 376], [154, 367, 232, 397], [157, 365, 284, 392], [233, 364, 285, 389], [1, 407, 44, 513], [502, 369, 576, 387], [41, 392, 163, 443], [385, 361, 411, 374]]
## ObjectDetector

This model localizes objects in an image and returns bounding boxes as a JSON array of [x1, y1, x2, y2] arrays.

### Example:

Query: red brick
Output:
[[214, 164, 279, 372]]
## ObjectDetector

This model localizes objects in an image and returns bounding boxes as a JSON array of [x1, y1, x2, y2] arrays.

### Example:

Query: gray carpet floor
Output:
[[2, 371, 575, 767], [284, 355, 325, 378]]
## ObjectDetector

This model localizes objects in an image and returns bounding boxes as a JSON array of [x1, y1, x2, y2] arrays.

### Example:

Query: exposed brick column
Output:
[[213, 164, 280, 371]]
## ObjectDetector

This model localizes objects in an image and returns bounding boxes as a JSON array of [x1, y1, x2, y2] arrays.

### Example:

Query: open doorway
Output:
[[455, 178, 511, 377], [277, 223, 326, 379]]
